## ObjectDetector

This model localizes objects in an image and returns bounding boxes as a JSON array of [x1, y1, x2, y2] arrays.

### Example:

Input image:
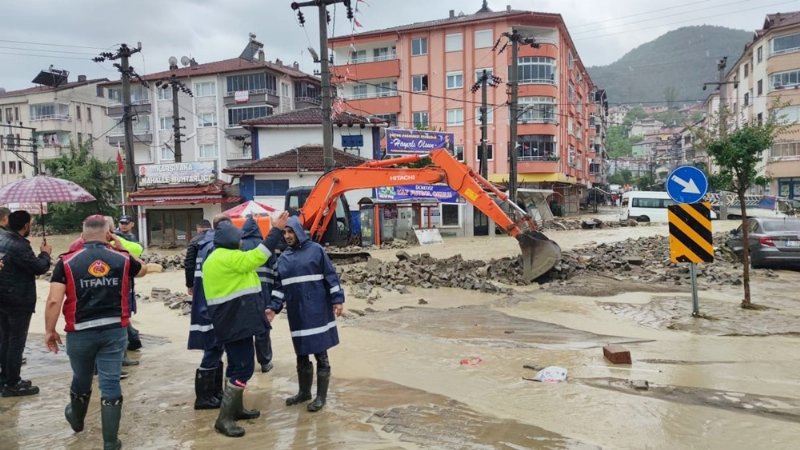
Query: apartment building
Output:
[[329, 2, 606, 217], [723, 11, 800, 198], [100, 35, 322, 247], [0, 73, 111, 185]]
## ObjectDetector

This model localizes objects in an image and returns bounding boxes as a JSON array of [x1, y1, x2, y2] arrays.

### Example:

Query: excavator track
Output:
[[517, 231, 561, 281]]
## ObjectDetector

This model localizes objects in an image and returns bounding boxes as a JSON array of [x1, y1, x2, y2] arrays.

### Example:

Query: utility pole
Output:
[[94, 43, 145, 213], [292, 0, 354, 172], [3, 124, 39, 175], [156, 62, 193, 163], [498, 30, 538, 203], [471, 70, 502, 179], [702, 56, 734, 138]]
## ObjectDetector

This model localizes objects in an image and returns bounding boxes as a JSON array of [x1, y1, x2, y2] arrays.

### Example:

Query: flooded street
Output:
[[2, 220, 799, 449]]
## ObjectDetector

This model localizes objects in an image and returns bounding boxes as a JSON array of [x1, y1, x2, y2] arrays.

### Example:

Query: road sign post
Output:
[[666, 166, 712, 316]]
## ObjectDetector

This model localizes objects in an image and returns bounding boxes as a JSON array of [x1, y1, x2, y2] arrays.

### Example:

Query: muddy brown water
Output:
[[3, 221, 800, 449]]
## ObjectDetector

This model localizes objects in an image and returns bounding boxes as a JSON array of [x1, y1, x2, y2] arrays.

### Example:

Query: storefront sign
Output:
[[386, 128, 454, 155], [375, 184, 462, 203], [139, 161, 216, 186]]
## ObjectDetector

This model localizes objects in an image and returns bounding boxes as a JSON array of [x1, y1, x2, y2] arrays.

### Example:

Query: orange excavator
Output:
[[290, 148, 561, 282]]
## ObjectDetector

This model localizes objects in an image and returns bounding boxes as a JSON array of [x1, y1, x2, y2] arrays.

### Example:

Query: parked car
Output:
[[726, 217, 800, 269]]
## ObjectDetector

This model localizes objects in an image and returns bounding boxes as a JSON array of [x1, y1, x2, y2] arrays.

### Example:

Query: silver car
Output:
[[727, 218, 800, 268]]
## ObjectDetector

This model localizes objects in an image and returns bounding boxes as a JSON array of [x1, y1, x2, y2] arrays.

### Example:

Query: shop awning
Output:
[[488, 173, 577, 184], [127, 180, 238, 207], [125, 196, 240, 206]]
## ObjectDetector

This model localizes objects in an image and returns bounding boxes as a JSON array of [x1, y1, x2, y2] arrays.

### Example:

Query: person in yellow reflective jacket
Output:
[[202, 211, 288, 438]]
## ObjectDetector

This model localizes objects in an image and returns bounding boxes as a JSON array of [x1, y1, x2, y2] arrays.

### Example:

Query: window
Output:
[[227, 106, 272, 127], [771, 70, 800, 89], [476, 144, 493, 161], [476, 106, 494, 124], [568, 51, 575, 69], [774, 105, 800, 123], [518, 96, 556, 122], [474, 29, 493, 48], [226, 73, 277, 95], [412, 111, 429, 128], [76, 105, 81, 121], [350, 49, 367, 63], [108, 88, 121, 103], [87, 106, 92, 122], [445, 33, 463, 52], [446, 71, 463, 89], [446, 108, 464, 126], [451, 144, 464, 161], [373, 47, 395, 61], [352, 84, 369, 99], [411, 37, 428, 56], [160, 145, 174, 161], [157, 87, 173, 100], [376, 81, 397, 97], [517, 57, 556, 84], [757, 79, 763, 95], [441, 204, 460, 226], [281, 82, 290, 97], [631, 198, 674, 208], [757, 112, 763, 126], [194, 82, 216, 97], [772, 33, 800, 55], [568, 117, 574, 135], [772, 141, 800, 158], [96, 85, 104, 97], [744, 92, 749, 106], [198, 112, 217, 128], [159, 117, 174, 130], [30, 103, 69, 120], [412, 74, 428, 92], [568, 145, 576, 166], [255, 179, 289, 196], [475, 68, 494, 81], [517, 135, 557, 160], [757, 46, 763, 63], [374, 113, 398, 127], [744, 63, 749, 77], [77, 132, 83, 146], [14, 107, 18, 121], [199, 144, 218, 159]]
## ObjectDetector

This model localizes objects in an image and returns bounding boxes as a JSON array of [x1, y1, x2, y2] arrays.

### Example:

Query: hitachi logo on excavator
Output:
[[389, 175, 415, 181]]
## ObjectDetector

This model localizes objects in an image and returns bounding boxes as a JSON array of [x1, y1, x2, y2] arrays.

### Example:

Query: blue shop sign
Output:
[[375, 184, 462, 204]]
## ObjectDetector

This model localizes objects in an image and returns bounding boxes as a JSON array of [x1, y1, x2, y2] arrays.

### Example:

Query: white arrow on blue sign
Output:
[[666, 166, 709, 204]]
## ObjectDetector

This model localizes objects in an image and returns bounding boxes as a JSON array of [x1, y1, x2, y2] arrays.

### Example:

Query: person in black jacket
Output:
[[0, 210, 52, 397], [0, 207, 10, 231]]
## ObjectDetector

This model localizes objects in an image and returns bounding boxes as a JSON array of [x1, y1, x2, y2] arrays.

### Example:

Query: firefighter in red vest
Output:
[[44, 215, 147, 450]]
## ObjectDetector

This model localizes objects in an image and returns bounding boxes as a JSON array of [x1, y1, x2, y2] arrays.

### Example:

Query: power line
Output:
[[0, 45, 96, 56], [0, 38, 109, 50], [0, 51, 90, 61], [569, 0, 712, 30]]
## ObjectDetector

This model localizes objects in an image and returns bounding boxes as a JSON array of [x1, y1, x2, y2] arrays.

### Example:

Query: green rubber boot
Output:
[[214, 383, 246, 438], [65, 390, 91, 432], [100, 397, 123, 450]]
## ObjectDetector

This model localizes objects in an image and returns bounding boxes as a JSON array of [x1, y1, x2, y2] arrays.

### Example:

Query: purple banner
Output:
[[386, 128, 454, 155]]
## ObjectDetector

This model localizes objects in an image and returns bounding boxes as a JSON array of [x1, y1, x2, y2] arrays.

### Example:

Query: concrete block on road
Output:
[[603, 344, 632, 364]]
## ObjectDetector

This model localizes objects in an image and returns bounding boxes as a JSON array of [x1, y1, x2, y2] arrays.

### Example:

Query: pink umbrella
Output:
[[0, 175, 97, 240], [223, 200, 276, 218]]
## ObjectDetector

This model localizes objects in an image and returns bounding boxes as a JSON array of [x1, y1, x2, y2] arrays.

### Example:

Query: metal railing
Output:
[[348, 54, 397, 64], [30, 114, 71, 121]]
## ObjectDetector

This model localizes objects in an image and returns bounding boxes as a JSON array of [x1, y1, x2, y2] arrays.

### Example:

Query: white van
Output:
[[619, 191, 717, 222]]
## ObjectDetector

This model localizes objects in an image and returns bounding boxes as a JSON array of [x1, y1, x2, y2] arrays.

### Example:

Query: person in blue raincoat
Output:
[[187, 217, 224, 410], [266, 216, 344, 412], [240, 216, 280, 374]]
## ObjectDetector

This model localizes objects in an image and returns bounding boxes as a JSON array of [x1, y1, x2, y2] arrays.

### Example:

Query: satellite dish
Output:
[[307, 47, 320, 63], [168, 56, 178, 67], [181, 56, 190, 67]]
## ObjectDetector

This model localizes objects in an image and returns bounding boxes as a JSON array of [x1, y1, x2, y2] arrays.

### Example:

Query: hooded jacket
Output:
[[187, 230, 218, 350], [0, 230, 52, 314], [269, 216, 344, 356], [201, 221, 281, 343], [241, 217, 284, 322]]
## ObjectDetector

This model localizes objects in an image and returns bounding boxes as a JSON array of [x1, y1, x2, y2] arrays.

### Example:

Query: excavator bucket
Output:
[[516, 231, 561, 282]]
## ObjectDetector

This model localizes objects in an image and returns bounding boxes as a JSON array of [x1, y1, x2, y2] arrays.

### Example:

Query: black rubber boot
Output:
[[100, 397, 123, 450], [213, 362, 224, 403], [65, 390, 92, 432], [285, 360, 313, 406], [307, 369, 330, 412], [214, 383, 245, 438], [194, 368, 221, 410]]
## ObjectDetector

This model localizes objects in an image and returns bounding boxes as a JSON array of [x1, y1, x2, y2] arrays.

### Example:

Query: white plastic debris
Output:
[[533, 366, 568, 382]]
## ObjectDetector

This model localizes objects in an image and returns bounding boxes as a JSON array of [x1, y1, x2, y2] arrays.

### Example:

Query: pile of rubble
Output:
[[149, 287, 191, 315], [141, 254, 184, 271], [541, 218, 644, 231], [338, 233, 760, 297]]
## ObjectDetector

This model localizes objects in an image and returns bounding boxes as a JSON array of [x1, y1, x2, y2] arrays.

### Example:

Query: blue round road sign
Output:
[[666, 166, 708, 204]]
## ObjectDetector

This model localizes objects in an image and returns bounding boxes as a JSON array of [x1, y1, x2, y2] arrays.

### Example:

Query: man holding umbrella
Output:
[[0, 210, 52, 397]]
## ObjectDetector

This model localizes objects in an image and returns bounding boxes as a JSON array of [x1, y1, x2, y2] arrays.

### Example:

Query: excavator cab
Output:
[[285, 186, 352, 246]]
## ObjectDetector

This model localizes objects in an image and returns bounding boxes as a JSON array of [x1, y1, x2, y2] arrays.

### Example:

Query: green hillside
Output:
[[587, 25, 753, 105]]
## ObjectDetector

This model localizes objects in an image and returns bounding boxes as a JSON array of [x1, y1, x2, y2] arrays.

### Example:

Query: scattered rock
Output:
[[418, 299, 428, 305], [630, 379, 650, 391]]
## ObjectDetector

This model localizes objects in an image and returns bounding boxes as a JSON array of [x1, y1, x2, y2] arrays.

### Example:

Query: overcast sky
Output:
[[0, 0, 792, 91]]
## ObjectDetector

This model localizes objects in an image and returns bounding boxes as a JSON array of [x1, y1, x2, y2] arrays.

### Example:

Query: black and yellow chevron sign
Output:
[[668, 202, 714, 263]]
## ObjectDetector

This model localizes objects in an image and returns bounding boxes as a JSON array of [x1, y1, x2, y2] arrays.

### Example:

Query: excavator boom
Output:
[[298, 149, 561, 281]]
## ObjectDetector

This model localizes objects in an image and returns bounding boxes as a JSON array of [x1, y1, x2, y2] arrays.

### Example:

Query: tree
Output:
[[607, 126, 633, 158], [704, 121, 781, 308], [664, 86, 678, 110], [622, 107, 648, 132], [42, 144, 120, 232], [635, 173, 655, 190]]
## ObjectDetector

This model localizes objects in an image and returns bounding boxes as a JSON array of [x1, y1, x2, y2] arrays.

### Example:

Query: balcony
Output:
[[107, 102, 152, 116], [517, 156, 559, 174], [332, 57, 400, 81], [341, 95, 401, 115], [223, 89, 279, 107], [294, 96, 321, 109]]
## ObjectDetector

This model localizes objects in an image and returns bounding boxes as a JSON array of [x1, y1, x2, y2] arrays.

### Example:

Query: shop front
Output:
[[127, 162, 240, 248]]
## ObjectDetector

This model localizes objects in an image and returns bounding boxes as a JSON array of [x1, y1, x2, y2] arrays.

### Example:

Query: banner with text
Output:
[[386, 128, 454, 155], [375, 184, 462, 204], [139, 161, 216, 186]]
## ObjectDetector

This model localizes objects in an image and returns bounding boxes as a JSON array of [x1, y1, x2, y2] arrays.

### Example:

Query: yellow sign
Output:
[[668, 202, 714, 263]]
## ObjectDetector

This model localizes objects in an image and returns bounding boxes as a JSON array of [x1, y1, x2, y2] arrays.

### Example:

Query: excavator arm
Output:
[[298, 149, 561, 281]]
